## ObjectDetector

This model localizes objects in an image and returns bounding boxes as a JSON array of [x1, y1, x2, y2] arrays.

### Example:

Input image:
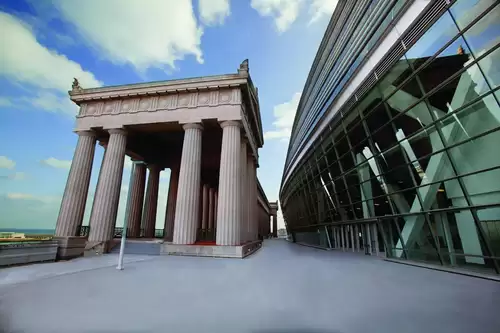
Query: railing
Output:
[[78, 226, 90, 237], [154, 229, 164, 238], [77, 226, 165, 239]]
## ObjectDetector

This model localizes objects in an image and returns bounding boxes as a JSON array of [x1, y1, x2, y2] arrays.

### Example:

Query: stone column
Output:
[[214, 191, 218, 227], [240, 139, 248, 243], [126, 162, 147, 238], [201, 184, 209, 230], [372, 224, 379, 256], [142, 164, 161, 238], [272, 214, 278, 238], [341, 225, 345, 251], [247, 156, 257, 241], [164, 167, 179, 242], [173, 123, 203, 244], [365, 224, 372, 254], [88, 129, 127, 250], [355, 224, 360, 252], [350, 225, 355, 252], [208, 187, 215, 230], [345, 225, 350, 250], [216, 121, 242, 246], [55, 131, 97, 237]]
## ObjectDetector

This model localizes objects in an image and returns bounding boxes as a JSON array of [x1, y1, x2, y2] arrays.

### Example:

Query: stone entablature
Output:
[[71, 71, 261, 160], [77, 88, 242, 117]]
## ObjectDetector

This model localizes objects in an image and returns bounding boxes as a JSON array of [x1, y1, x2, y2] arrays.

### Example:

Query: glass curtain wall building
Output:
[[280, 0, 500, 274]]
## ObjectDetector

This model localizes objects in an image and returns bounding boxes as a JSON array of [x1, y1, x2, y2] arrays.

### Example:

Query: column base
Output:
[[83, 240, 117, 256], [54, 236, 87, 260], [161, 240, 262, 259]]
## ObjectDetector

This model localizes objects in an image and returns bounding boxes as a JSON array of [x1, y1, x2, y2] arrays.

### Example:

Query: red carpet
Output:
[[194, 241, 217, 245]]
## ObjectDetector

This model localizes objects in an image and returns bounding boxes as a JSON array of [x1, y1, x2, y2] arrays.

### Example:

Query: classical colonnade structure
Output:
[[54, 61, 275, 259]]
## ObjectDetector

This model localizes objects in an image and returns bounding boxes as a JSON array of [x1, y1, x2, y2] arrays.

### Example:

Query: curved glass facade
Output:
[[281, 0, 500, 275]]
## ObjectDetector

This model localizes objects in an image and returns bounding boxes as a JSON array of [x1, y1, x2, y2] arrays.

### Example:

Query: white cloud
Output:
[[1, 92, 78, 117], [0, 97, 13, 107], [23, 91, 79, 116], [52, 0, 204, 73], [309, 0, 338, 24], [0, 11, 101, 92], [251, 0, 302, 33], [264, 92, 301, 141], [0, 156, 16, 169], [8, 172, 27, 181], [6, 192, 61, 204], [41, 157, 72, 169], [199, 0, 231, 26]]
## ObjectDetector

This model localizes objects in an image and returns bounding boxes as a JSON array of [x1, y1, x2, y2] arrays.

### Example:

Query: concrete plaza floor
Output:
[[1, 240, 499, 333]]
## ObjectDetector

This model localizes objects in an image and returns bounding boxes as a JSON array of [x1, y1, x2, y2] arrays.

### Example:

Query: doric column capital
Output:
[[108, 128, 127, 136], [220, 120, 241, 129], [76, 130, 97, 137], [182, 123, 203, 131]]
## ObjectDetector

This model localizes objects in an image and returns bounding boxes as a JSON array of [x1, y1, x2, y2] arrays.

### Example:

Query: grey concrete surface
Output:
[[1, 240, 499, 333]]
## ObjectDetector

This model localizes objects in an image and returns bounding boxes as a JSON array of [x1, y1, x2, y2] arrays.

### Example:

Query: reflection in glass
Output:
[[462, 4, 500, 58], [395, 128, 426, 180], [476, 206, 500, 258], [478, 46, 500, 89], [417, 36, 473, 94], [426, 65, 490, 120], [450, 0, 498, 31], [282, 2, 500, 274], [406, 12, 459, 71]]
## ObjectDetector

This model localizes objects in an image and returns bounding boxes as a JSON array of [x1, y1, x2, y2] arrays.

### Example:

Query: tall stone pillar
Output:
[[240, 139, 248, 243], [126, 162, 147, 238], [208, 187, 215, 230], [55, 131, 97, 237], [201, 184, 209, 230], [87, 129, 127, 251], [354, 224, 360, 252], [214, 191, 218, 227], [341, 225, 345, 251], [164, 167, 179, 242], [216, 121, 242, 246], [142, 164, 161, 238], [247, 155, 257, 241], [173, 123, 203, 244], [272, 214, 278, 238]]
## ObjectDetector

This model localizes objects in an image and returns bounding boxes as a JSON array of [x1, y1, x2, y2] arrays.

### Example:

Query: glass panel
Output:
[[457, 168, 500, 208], [426, 65, 490, 120], [450, 0, 497, 31], [476, 206, 500, 258], [462, 4, 500, 57], [405, 214, 441, 264], [366, 102, 391, 135], [413, 153, 456, 210], [391, 102, 432, 139], [478, 46, 500, 89], [438, 93, 500, 148], [335, 135, 350, 162], [401, 125, 445, 164], [378, 56, 412, 98], [405, 12, 460, 72], [417, 36, 473, 94]]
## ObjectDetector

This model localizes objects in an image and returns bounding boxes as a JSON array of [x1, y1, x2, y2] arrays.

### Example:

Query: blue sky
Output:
[[0, 0, 336, 230]]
